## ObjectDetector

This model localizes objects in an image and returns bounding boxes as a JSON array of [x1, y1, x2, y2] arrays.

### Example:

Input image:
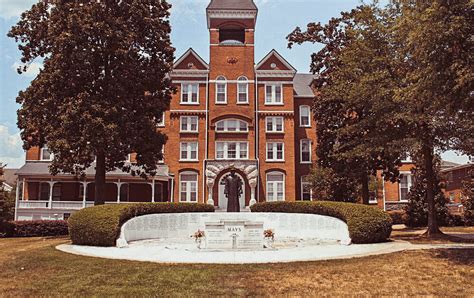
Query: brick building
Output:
[[14, 0, 319, 220]]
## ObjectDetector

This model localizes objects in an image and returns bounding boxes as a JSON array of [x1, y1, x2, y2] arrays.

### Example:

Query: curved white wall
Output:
[[117, 212, 351, 247]]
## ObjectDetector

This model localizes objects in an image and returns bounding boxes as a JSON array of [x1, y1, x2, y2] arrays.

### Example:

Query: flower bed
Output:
[[251, 201, 392, 244], [68, 203, 215, 247]]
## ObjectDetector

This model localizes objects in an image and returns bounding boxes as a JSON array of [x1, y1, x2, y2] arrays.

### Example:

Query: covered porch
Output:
[[14, 162, 174, 220]]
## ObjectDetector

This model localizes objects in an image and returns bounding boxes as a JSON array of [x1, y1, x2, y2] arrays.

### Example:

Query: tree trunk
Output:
[[94, 152, 106, 205], [361, 173, 370, 205], [422, 143, 443, 237]]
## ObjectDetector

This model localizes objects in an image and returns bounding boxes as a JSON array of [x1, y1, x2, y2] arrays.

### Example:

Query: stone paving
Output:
[[56, 240, 474, 264]]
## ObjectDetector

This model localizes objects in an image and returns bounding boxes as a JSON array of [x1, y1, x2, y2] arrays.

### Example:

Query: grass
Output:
[[0, 236, 473, 296], [391, 226, 474, 244]]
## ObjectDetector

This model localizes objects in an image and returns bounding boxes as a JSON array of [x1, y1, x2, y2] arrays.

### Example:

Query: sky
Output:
[[0, 0, 470, 168]]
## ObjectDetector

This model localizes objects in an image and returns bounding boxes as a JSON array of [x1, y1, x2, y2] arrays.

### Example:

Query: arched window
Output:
[[179, 171, 198, 202], [237, 76, 248, 104], [299, 105, 311, 127], [266, 171, 285, 202], [215, 119, 249, 132], [216, 76, 227, 104]]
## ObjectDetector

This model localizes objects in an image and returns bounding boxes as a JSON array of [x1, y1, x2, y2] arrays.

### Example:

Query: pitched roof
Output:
[[173, 48, 209, 70], [207, 0, 257, 11], [255, 49, 296, 72], [293, 73, 317, 98], [441, 160, 461, 170]]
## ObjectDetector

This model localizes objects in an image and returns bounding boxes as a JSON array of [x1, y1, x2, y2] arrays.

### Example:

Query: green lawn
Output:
[[0, 236, 473, 296]]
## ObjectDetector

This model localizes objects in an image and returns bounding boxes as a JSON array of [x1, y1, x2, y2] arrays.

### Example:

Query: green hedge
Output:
[[251, 201, 392, 244], [68, 203, 215, 247]]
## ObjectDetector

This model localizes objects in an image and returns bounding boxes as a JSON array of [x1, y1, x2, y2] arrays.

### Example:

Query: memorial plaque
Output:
[[205, 220, 263, 250]]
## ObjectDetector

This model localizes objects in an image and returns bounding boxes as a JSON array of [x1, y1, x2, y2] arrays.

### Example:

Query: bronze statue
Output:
[[224, 169, 243, 212]]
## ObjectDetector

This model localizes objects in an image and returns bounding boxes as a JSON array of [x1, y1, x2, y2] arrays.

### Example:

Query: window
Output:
[[216, 76, 227, 104], [52, 183, 61, 201], [301, 176, 312, 201], [157, 114, 165, 127], [300, 105, 311, 127], [39, 182, 50, 200], [40, 147, 53, 161], [449, 192, 455, 203], [237, 76, 248, 103], [180, 172, 198, 202], [181, 83, 199, 104], [216, 142, 248, 160], [300, 139, 311, 163], [267, 172, 285, 201], [215, 119, 249, 132], [180, 116, 198, 132], [180, 142, 198, 161], [265, 84, 283, 105], [399, 173, 412, 201], [266, 117, 284, 133], [266, 142, 284, 161]]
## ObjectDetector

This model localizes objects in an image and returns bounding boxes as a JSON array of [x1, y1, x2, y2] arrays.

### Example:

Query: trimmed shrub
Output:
[[251, 201, 392, 244], [446, 213, 465, 227], [8, 220, 69, 237], [68, 203, 215, 247], [0, 220, 14, 237], [388, 210, 407, 225]]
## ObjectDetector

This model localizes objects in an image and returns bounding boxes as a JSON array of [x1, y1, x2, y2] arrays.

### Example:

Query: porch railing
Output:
[[18, 200, 147, 210], [18, 201, 49, 209]]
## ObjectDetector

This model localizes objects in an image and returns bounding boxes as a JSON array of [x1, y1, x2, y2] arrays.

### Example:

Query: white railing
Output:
[[51, 201, 85, 210], [18, 201, 49, 209], [18, 200, 150, 210]]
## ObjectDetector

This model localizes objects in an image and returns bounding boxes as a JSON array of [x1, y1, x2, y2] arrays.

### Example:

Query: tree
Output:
[[287, 4, 406, 204], [462, 168, 473, 226], [307, 164, 359, 202], [404, 156, 449, 227], [391, 0, 473, 236], [8, 0, 176, 205], [0, 164, 15, 223]]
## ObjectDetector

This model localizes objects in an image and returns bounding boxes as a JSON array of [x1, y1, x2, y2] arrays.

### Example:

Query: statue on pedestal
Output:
[[224, 169, 243, 212]]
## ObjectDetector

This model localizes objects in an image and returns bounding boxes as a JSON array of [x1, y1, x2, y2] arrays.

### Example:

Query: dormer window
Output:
[[216, 76, 227, 104], [40, 146, 53, 161], [181, 83, 199, 104], [265, 84, 283, 105], [216, 119, 249, 133], [237, 76, 249, 104], [219, 26, 245, 45]]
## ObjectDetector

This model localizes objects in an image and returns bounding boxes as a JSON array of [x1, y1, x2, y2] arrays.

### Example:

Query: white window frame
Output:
[[157, 113, 165, 127], [301, 176, 313, 201], [399, 172, 412, 202], [215, 76, 227, 104], [180, 142, 199, 162], [215, 141, 249, 160], [180, 83, 199, 105], [265, 116, 284, 133], [237, 76, 249, 104], [180, 116, 199, 133], [266, 142, 284, 162], [264, 84, 283, 105], [266, 171, 285, 202], [215, 119, 249, 133], [179, 171, 198, 202], [300, 139, 312, 164], [299, 105, 311, 127], [40, 147, 53, 161]]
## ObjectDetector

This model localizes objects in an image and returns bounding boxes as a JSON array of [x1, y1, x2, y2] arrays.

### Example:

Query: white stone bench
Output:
[[116, 212, 351, 247]]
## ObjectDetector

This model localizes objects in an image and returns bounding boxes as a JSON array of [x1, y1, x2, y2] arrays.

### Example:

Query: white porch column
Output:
[[151, 179, 156, 203], [207, 180, 215, 206], [22, 178, 26, 201], [48, 181, 56, 209], [14, 178, 20, 221], [82, 182, 88, 208], [170, 177, 175, 203], [249, 180, 257, 206], [115, 180, 123, 203]]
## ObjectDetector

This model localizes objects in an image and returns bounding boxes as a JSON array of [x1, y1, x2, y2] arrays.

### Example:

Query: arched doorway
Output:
[[218, 172, 245, 210]]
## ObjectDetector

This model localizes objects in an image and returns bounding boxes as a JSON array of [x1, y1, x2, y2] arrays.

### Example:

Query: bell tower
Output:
[[206, 0, 257, 83]]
